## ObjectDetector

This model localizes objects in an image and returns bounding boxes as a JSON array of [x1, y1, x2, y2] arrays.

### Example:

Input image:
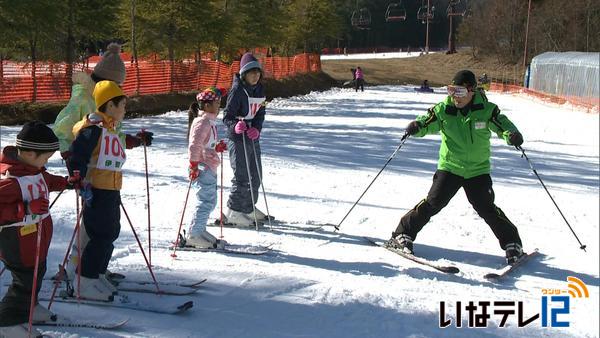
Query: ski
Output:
[[172, 244, 271, 256], [363, 237, 460, 274], [170, 234, 272, 256], [212, 218, 331, 231], [38, 291, 193, 315], [35, 315, 129, 330], [47, 268, 205, 295], [113, 278, 207, 289], [484, 249, 540, 281]]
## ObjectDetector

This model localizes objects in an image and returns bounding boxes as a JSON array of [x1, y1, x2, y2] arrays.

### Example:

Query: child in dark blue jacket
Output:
[[222, 53, 268, 226]]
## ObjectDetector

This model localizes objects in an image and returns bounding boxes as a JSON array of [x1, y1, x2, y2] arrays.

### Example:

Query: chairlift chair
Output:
[[417, 5, 435, 22], [447, 0, 467, 17], [385, 2, 407, 22], [351, 8, 371, 29]]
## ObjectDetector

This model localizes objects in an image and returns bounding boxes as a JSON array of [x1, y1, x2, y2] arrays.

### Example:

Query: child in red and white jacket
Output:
[[0, 121, 78, 337], [186, 87, 228, 248]]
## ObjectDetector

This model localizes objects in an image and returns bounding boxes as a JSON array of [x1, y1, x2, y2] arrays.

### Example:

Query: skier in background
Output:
[[387, 70, 526, 265], [354, 66, 365, 92]]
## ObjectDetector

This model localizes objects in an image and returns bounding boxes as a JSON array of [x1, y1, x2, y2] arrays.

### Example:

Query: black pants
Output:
[[0, 261, 46, 326], [393, 170, 522, 249], [81, 188, 121, 278], [355, 78, 364, 92], [227, 136, 261, 214]]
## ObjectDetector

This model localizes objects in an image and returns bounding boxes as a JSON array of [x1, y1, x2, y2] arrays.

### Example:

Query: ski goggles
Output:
[[446, 85, 469, 97]]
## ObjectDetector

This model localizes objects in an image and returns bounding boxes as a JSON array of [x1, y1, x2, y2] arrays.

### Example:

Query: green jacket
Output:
[[53, 72, 96, 152], [413, 91, 520, 179]]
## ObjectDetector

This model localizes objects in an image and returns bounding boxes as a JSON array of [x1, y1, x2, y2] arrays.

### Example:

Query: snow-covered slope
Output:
[[1, 86, 598, 337]]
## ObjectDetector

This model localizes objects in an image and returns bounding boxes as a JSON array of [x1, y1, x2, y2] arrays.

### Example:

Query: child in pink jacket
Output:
[[186, 87, 228, 248]]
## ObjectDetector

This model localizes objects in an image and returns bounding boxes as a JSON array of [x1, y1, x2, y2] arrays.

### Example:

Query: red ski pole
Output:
[[47, 198, 82, 310], [171, 180, 193, 258], [220, 152, 224, 239], [120, 203, 161, 293], [27, 220, 43, 336], [141, 128, 152, 266]]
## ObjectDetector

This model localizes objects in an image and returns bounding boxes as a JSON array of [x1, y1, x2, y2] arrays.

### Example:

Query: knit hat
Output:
[[196, 87, 227, 102], [93, 80, 126, 108], [451, 70, 477, 88], [16, 121, 59, 152], [239, 52, 262, 77], [93, 43, 127, 85]]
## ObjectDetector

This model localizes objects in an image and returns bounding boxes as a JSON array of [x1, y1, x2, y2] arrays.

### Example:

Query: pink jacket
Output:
[[355, 68, 363, 79], [188, 112, 220, 173]]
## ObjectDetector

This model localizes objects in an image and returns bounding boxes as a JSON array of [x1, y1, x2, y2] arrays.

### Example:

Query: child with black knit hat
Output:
[[0, 121, 79, 337]]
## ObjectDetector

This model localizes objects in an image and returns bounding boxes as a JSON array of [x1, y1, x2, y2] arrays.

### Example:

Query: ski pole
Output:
[[141, 128, 152, 266], [49, 189, 65, 210], [27, 220, 43, 337], [517, 146, 586, 251], [120, 203, 161, 293], [220, 152, 224, 239], [250, 139, 273, 230], [239, 119, 260, 231], [48, 195, 82, 310], [335, 133, 410, 231], [171, 180, 193, 258]]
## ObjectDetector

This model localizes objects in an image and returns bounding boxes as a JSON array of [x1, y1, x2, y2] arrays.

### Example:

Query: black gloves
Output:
[[136, 130, 154, 146], [406, 121, 421, 136], [508, 132, 523, 147]]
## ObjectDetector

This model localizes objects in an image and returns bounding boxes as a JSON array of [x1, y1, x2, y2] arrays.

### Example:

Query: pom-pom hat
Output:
[[93, 43, 127, 85]]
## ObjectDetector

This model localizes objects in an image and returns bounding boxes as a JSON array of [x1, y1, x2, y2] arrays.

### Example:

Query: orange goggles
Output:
[[447, 85, 469, 97]]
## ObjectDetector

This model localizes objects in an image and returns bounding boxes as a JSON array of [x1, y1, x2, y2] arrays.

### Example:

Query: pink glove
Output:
[[234, 121, 248, 134], [246, 127, 260, 140]]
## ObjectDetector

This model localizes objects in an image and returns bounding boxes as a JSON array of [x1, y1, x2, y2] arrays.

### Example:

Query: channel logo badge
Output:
[[541, 276, 589, 327]]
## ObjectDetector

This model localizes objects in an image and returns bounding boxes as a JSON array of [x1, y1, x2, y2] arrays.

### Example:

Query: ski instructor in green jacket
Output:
[[387, 70, 525, 265]]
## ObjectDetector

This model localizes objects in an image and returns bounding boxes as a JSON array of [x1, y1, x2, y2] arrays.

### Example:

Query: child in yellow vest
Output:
[[67, 81, 152, 301]]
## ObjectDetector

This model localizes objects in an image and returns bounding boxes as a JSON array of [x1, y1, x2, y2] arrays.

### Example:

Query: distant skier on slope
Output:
[[387, 70, 526, 265]]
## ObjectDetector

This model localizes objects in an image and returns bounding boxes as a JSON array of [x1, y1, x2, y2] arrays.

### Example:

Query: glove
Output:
[[60, 151, 71, 161], [246, 127, 260, 140], [508, 132, 523, 146], [125, 134, 142, 149], [234, 120, 248, 134], [215, 140, 227, 153], [27, 198, 49, 215], [189, 161, 200, 181], [406, 121, 421, 135], [136, 130, 154, 146], [67, 172, 83, 190]]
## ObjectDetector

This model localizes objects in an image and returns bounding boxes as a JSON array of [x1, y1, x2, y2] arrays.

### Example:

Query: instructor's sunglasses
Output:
[[447, 85, 469, 98]]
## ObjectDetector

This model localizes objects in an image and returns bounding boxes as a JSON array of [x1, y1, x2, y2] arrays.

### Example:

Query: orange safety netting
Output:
[[489, 82, 599, 114], [0, 53, 321, 104]]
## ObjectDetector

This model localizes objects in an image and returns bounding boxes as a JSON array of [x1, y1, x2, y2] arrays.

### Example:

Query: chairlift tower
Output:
[[417, 0, 435, 54], [447, 0, 467, 54]]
